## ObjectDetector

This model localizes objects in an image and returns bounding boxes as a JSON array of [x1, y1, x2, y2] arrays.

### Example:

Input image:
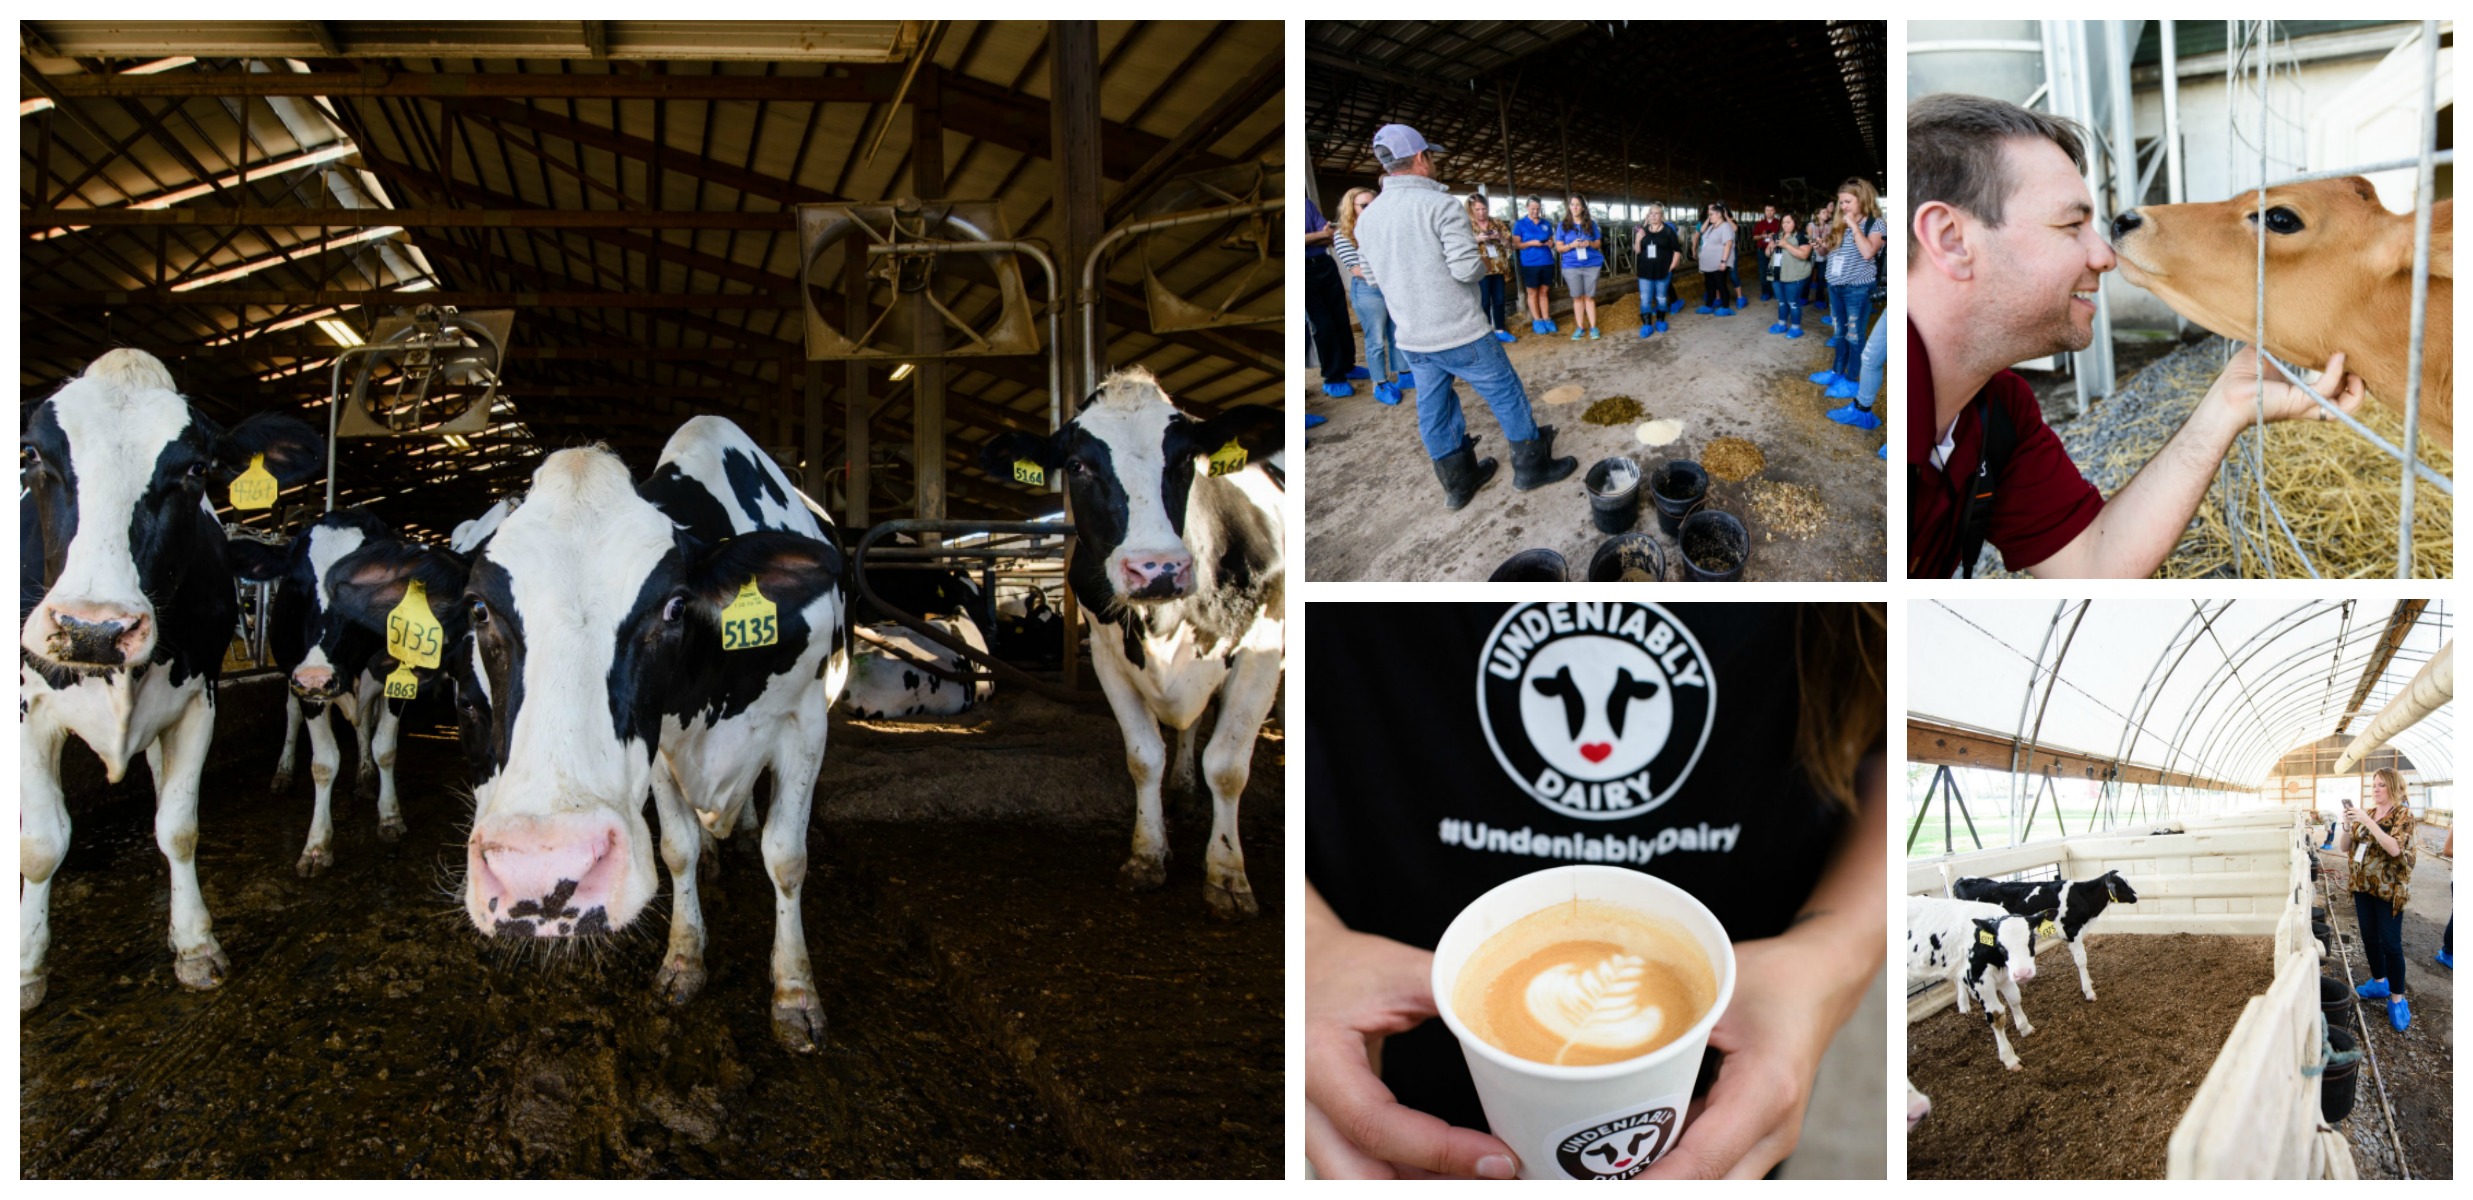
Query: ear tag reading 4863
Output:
[[721, 579, 779, 651], [384, 666, 421, 700], [1207, 440, 1249, 477], [385, 579, 444, 670], [229, 454, 279, 510], [1012, 459, 1046, 486]]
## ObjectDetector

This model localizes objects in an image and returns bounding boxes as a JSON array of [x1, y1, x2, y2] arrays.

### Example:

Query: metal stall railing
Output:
[[850, 518, 1104, 708]]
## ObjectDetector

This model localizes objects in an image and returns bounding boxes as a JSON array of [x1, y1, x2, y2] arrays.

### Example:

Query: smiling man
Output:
[[1904, 93, 2368, 578]]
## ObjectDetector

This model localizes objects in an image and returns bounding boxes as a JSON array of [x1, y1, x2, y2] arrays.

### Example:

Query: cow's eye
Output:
[[466, 598, 489, 626], [19, 446, 40, 472], [662, 595, 685, 623], [1065, 458, 1091, 477], [2261, 207, 2304, 235]]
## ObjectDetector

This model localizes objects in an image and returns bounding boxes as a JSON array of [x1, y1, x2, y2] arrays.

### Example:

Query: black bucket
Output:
[[1584, 457, 1645, 534], [2320, 975, 2356, 1030], [1489, 548, 1568, 582], [2312, 920, 2333, 955], [1588, 533, 1667, 583], [2322, 1027, 2360, 1123], [1678, 510, 1749, 581], [2312, 906, 2328, 922], [1649, 461, 1709, 535]]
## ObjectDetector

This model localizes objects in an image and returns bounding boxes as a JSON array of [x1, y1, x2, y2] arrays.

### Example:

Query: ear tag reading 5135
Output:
[[1207, 440, 1249, 477], [230, 454, 279, 510], [1012, 459, 1046, 486], [721, 579, 779, 651], [385, 579, 444, 669], [384, 666, 421, 700]]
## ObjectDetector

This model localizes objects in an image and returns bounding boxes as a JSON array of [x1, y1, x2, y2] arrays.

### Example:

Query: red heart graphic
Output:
[[1614, 1159, 1632, 1169], [1579, 743, 1614, 763]]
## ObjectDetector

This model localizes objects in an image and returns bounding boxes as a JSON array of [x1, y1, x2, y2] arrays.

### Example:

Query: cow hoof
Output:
[[772, 993, 827, 1053], [269, 772, 293, 794], [377, 817, 407, 844], [22, 977, 47, 1012], [654, 957, 707, 1006], [1118, 855, 1168, 893], [296, 847, 332, 878], [2003, 1059, 2023, 1073], [1205, 881, 1260, 921], [173, 947, 230, 992]]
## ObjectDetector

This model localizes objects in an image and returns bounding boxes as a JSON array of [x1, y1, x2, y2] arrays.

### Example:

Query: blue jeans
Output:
[[1829, 283, 1874, 379], [2356, 890, 2407, 993], [1855, 313, 1888, 408], [1349, 275, 1398, 382], [1774, 277, 1804, 327], [1637, 275, 1673, 316], [1479, 274, 1508, 331], [1404, 334, 1542, 459]]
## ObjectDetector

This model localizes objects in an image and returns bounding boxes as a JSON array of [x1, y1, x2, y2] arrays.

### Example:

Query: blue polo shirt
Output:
[[1305, 199, 1330, 259], [1558, 220, 1601, 269], [1513, 216, 1556, 266]]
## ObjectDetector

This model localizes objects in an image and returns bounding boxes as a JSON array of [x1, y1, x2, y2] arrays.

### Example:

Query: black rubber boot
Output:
[[1510, 424, 1578, 490], [1432, 435, 1499, 511]]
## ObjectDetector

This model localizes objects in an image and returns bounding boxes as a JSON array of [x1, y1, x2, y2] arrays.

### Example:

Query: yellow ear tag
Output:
[[1977, 930, 1995, 947], [1011, 459, 1046, 486], [1207, 440, 1249, 477], [384, 665, 421, 701], [229, 454, 279, 510], [720, 578, 779, 651], [2038, 920, 2061, 940], [385, 578, 444, 669]]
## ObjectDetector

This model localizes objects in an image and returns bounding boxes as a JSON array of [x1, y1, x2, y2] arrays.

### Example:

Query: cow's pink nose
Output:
[[1117, 552, 1193, 598], [2012, 962, 2036, 982], [469, 818, 626, 938], [41, 603, 151, 665], [292, 664, 336, 694]]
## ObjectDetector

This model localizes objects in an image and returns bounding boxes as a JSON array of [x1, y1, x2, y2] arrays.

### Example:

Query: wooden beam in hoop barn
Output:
[[1906, 718, 2251, 792]]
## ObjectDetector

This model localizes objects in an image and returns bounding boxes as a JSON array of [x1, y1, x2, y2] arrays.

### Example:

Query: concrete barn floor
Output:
[[1303, 271, 1887, 582]]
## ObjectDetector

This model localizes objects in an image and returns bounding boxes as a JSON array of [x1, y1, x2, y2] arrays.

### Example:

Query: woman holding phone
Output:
[[2337, 768, 2419, 1030]]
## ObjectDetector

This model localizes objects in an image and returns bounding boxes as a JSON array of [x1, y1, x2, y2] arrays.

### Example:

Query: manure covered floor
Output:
[[20, 679, 1283, 1178], [1905, 933, 2272, 1179], [1303, 272, 1886, 581]]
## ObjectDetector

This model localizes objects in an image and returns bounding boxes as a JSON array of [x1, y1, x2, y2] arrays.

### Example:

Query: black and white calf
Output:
[[20, 349, 323, 1009], [1952, 870, 2140, 1001], [980, 367, 1283, 920], [334, 416, 849, 1050], [1906, 895, 2038, 1071], [843, 611, 991, 719], [229, 509, 418, 876]]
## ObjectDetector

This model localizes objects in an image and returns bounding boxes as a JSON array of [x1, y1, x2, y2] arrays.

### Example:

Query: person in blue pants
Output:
[[1631, 204, 1684, 337], [1810, 179, 1886, 400], [1769, 213, 1814, 338]]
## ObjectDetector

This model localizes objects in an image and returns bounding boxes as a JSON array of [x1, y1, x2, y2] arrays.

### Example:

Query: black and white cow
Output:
[[843, 611, 991, 719], [229, 509, 421, 876], [1907, 895, 2038, 1071], [20, 349, 323, 1009], [333, 417, 849, 1049], [979, 367, 1283, 920], [1952, 870, 2140, 1001]]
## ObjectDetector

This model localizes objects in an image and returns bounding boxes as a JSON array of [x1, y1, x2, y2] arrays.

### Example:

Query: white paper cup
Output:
[[1430, 864, 1737, 1180]]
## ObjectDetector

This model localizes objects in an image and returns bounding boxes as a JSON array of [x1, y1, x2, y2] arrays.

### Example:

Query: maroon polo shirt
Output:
[[1906, 319, 2104, 577]]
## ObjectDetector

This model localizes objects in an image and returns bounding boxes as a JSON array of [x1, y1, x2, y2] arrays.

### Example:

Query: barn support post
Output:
[[1497, 81, 1517, 207], [842, 231, 872, 529], [910, 69, 947, 531], [1050, 19, 1106, 690], [802, 361, 825, 497]]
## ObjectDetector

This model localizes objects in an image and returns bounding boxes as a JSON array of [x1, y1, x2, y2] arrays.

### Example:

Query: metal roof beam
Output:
[[22, 205, 796, 230]]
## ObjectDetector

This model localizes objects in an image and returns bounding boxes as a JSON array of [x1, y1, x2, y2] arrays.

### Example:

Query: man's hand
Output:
[[2208, 345, 2366, 425], [1305, 919, 1519, 1179]]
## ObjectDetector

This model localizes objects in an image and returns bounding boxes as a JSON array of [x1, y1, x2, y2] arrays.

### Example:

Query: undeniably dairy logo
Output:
[[1476, 603, 1714, 820], [1550, 1104, 1680, 1179]]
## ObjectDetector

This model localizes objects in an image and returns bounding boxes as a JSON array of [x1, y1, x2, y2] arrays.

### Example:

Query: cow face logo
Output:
[[1550, 1103, 1681, 1179], [1477, 603, 1715, 821]]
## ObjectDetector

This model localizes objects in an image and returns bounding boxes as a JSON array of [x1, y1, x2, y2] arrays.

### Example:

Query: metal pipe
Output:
[[2160, 21, 2188, 340], [2258, 350, 2454, 496], [852, 518, 1103, 707], [1078, 197, 1284, 396], [2106, 21, 2140, 218], [864, 236, 1064, 477], [2395, 20, 2438, 578], [2264, 151, 2456, 190], [2333, 640, 2452, 774]]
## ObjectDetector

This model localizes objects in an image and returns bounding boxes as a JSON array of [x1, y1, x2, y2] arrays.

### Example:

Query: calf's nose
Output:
[[41, 604, 151, 665], [470, 818, 625, 937], [1117, 551, 1194, 599], [2110, 209, 2143, 240], [291, 664, 336, 695]]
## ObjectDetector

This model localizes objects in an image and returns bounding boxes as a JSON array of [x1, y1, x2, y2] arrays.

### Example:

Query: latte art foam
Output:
[[1454, 899, 1716, 1067]]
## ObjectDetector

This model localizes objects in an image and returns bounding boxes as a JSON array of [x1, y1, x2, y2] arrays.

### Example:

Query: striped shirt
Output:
[[1332, 227, 1378, 288], [1825, 217, 1886, 286]]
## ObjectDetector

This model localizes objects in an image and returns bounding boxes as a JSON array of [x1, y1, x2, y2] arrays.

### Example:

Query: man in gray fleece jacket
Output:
[[1354, 124, 1575, 510]]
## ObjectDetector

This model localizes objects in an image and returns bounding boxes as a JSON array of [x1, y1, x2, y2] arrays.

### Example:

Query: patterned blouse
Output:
[[2347, 802, 2417, 915], [1470, 216, 1513, 278]]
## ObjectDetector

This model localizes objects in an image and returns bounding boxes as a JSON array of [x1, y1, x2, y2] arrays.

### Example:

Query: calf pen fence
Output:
[[1909, 811, 2369, 1177]]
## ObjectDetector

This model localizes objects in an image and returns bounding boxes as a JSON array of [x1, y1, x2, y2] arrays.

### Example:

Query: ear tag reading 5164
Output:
[[721, 579, 779, 651], [385, 579, 444, 670], [384, 666, 421, 700], [1012, 459, 1046, 486], [1207, 440, 1249, 477], [230, 454, 278, 510]]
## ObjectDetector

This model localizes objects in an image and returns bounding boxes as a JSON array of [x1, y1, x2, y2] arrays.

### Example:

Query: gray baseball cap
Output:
[[1371, 123, 1445, 170]]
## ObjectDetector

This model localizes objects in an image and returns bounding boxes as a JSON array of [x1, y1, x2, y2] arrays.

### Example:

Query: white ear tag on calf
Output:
[[230, 454, 279, 510], [384, 666, 420, 700], [1207, 440, 1249, 477], [385, 579, 444, 669], [721, 579, 779, 651]]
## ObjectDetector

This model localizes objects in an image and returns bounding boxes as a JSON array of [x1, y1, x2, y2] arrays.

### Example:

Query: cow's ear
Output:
[[1174, 404, 1284, 468], [685, 530, 840, 621], [216, 412, 327, 484], [977, 431, 1062, 479], [326, 540, 473, 651], [228, 537, 292, 583]]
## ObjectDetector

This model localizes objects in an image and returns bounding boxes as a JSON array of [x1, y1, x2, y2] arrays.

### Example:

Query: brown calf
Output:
[[2111, 176, 2452, 445]]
